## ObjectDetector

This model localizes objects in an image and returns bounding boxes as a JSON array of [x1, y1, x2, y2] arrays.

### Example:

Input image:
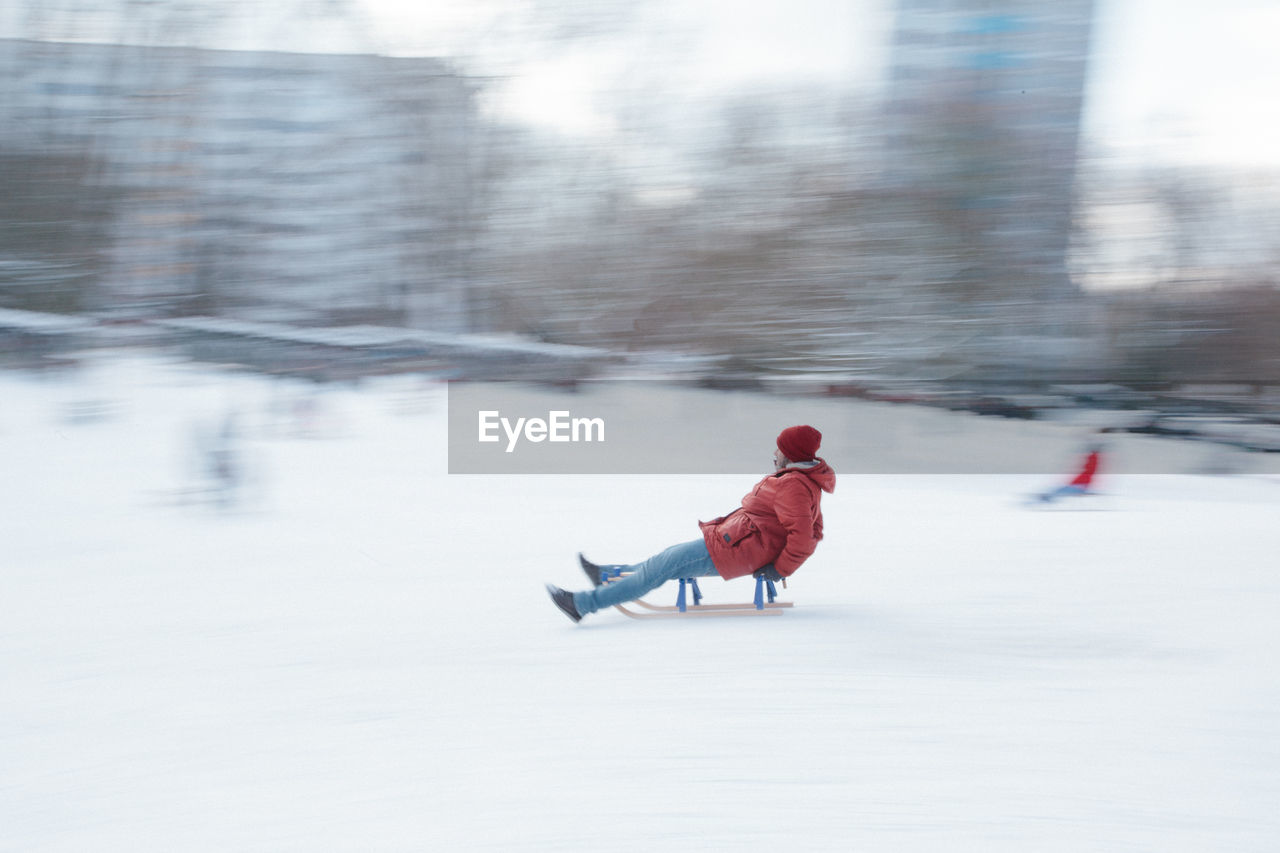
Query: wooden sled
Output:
[[607, 575, 792, 620]]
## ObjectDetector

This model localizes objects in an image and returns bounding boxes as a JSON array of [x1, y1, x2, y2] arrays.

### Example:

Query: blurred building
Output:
[[0, 38, 477, 331], [881, 1, 1095, 378]]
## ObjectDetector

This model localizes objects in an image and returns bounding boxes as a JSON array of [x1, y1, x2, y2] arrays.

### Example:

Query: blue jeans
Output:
[[1040, 484, 1088, 502], [574, 539, 720, 615]]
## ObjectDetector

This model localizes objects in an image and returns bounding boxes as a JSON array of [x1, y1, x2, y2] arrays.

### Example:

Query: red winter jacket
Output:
[[699, 459, 836, 580], [1069, 450, 1101, 487]]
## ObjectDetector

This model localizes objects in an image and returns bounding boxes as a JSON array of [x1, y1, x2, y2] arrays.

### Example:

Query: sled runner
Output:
[[603, 573, 792, 620]]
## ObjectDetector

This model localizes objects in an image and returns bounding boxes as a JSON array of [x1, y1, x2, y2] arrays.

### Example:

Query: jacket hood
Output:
[[778, 457, 836, 493]]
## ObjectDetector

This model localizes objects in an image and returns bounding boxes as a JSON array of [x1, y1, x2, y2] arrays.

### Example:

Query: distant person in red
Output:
[[1037, 432, 1107, 503]]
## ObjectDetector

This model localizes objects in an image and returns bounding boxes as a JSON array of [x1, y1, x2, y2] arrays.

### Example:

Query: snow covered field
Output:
[[3, 354, 1279, 851]]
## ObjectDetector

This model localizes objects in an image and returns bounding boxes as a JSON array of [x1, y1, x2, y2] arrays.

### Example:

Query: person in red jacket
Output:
[[1036, 433, 1106, 503], [546, 425, 836, 623]]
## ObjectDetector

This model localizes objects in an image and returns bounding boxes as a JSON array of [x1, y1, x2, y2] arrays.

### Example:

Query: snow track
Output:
[[3, 356, 1278, 851]]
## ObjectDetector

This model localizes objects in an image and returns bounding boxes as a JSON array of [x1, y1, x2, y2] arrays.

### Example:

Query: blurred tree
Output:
[[1074, 159, 1280, 386]]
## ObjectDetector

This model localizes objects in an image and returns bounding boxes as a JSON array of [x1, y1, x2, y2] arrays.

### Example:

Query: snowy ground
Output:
[[3, 353, 1279, 852]]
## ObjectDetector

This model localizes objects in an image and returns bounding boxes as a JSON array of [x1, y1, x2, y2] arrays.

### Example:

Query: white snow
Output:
[[3, 353, 1279, 851]]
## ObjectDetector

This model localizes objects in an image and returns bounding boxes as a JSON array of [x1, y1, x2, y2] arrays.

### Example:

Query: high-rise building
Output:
[[884, 1, 1094, 307], [0, 39, 478, 331]]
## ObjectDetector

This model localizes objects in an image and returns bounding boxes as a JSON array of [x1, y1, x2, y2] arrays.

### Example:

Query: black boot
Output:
[[578, 552, 604, 588], [545, 584, 583, 623]]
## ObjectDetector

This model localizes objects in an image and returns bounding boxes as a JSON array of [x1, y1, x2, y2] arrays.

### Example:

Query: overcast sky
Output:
[[3, 0, 1278, 168], [354, 0, 1280, 168]]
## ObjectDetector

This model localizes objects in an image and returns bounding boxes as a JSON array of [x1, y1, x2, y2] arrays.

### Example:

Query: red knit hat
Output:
[[776, 425, 822, 462]]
